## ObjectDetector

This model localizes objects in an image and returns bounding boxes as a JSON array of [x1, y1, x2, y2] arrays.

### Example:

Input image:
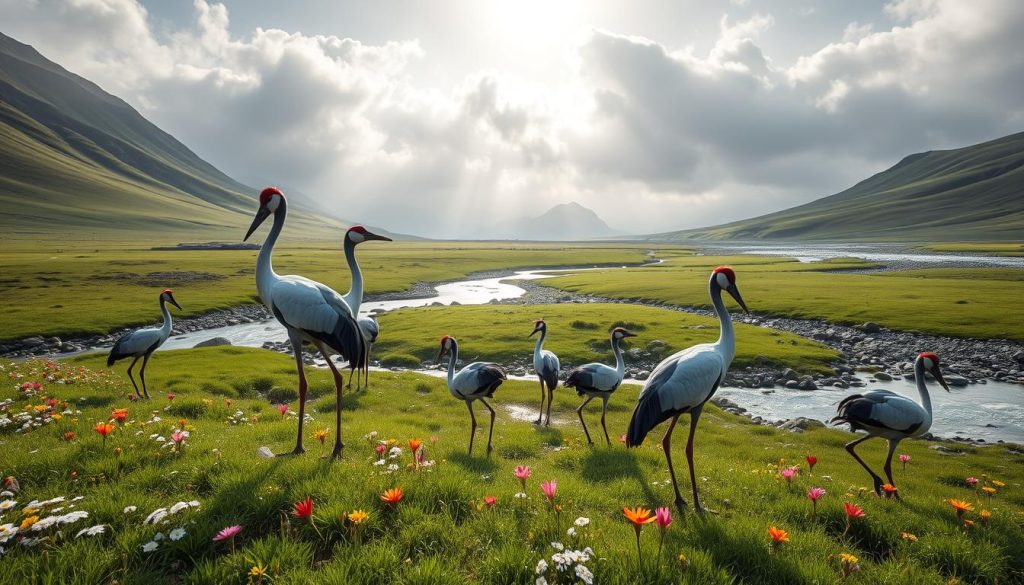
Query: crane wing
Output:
[[107, 328, 164, 364], [269, 278, 364, 364], [453, 362, 507, 397], [565, 363, 619, 393], [834, 391, 925, 433]]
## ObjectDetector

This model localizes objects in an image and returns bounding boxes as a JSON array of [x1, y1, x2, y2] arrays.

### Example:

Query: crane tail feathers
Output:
[[626, 392, 672, 448]]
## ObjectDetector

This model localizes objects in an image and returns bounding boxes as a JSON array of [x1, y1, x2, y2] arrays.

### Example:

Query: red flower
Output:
[[483, 495, 497, 508], [805, 454, 817, 472], [381, 487, 404, 506], [292, 497, 314, 519], [844, 502, 865, 519], [94, 422, 114, 437]]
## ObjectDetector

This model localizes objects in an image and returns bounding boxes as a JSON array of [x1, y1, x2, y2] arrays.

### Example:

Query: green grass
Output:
[[1, 348, 1022, 584], [0, 242, 656, 341], [922, 243, 1024, 257], [545, 257, 1024, 340], [374, 303, 839, 373]]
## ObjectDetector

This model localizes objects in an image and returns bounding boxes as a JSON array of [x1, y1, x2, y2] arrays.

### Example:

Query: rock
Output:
[[636, 370, 650, 381], [797, 378, 817, 391], [193, 337, 232, 348], [873, 371, 892, 381], [929, 445, 966, 456], [782, 368, 799, 381], [858, 322, 881, 333], [778, 417, 825, 431], [21, 336, 45, 348], [785, 380, 800, 389], [711, 397, 741, 410], [944, 375, 970, 387]]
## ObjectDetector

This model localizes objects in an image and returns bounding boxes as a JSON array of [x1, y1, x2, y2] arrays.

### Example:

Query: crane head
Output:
[[347, 225, 393, 244], [160, 289, 182, 310], [528, 319, 546, 338], [917, 352, 950, 392], [244, 187, 285, 241], [711, 266, 749, 314], [611, 327, 637, 340], [437, 335, 455, 361]]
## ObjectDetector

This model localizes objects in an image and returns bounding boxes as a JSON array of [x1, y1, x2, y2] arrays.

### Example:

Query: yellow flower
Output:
[[248, 563, 267, 577], [347, 509, 369, 525], [991, 480, 1005, 488], [900, 531, 918, 542], [980, 509, 991, 522], [52, 413, 62, 421], [20, 515, 39, 530], [22, 507, 38, 517], [839, 553, 859, 564], [981, 486, 997, 495]]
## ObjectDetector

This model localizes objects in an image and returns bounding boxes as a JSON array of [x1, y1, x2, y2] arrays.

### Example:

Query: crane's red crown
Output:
[[439, 335, 452, 345], [713, 266, 736, 283], [348, 225, 368, 234], [161, 289, 174, 296], [259, 187, 283, 204], [534, 319, 545, 325], [918, 352, 939, 364]]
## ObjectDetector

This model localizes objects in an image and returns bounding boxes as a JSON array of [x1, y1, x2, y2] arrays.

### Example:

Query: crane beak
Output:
[[621, 330, 638, 338], [436, 348, 446, 362], [244, 206, 271, 242], [365, 231, 392, 242], [169, 297, 182, 311], [727, 284, 750, 314], [528, 327, 540, 338], [932, 367, 951, 392]]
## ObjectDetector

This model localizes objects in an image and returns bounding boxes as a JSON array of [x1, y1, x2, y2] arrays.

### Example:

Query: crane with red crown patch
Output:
[[106, 289, 183, 399]]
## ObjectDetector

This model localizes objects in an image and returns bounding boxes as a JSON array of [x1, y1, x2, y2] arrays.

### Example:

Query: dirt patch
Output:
[[95, 271, 226, 286]]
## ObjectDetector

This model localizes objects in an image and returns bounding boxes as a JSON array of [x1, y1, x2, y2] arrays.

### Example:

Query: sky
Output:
[[2, 0, 1022, 238]]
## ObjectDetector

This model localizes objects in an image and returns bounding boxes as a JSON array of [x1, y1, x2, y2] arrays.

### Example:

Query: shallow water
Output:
[[704, 243, 1024, 268]]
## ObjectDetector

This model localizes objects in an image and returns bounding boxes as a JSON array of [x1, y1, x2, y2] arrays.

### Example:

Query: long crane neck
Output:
[[711, 282, 736, 365], [446, 342, 459, 388], [611, 334, 626, 379], [343, 237, 363, 314], [913, 359, 933, 416], [255, 201, 286, 303], [533, 328, 546, 361], [159, 298, 173, 336]]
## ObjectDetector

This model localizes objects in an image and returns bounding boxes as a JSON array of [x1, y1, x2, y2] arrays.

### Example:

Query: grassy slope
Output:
[[0, 243, 655, 341], [922, 243, 1024, 257], [546, 257, 1024, 340], [374, 303, 838, 373], [652, 132, 1024, 242], [0, 348, 1021, 584]]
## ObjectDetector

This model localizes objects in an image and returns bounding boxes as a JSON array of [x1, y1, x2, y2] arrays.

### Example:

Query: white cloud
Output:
[[1, 0, 1021, 236]]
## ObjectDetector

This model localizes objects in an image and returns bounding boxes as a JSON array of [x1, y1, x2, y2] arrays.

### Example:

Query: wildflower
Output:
[[834, 552, 860, 578], [123, 506, 137, 514], [515, 465, 532, 492], [623, 507, 656, 566], [20, 516, 38, 530], [166, 393, 175, 401], [899, 453, 910, 471], [170, 430, 187, 451], [375, 443, 386, 458], [314, 429, 329, 454], [980, 509, 991, 524], [113, 447, 122, 457], [780, 466, 798, 487], [806, 454, 817, 473], [949, 499, 973, 520], [141, 541, 159, 552], [963, 519, 975, 529], [575, 563, 594, 585], [574, 517, 590, 527], [768, 526, 789, 546], [347, 510, 368, 525], [567, 527, 577, 537], [213, 524, 242, 553], [536, 559, 549, 574], [388, 446, 402, 459], [75, 525, 105, 538], [484, 495, 497, 508], [111, 408, 129, 423], [901, 531, 918, 542], [408, 438, 422, 453], [806, 487, 826, 518], [249, 563, 267, 581], [881, 484, 898, 498], [63, 431, 76, 442], [981, 486, 996, 497], [94, 422, 114, 445], [966, 476, 979, 487], [293, 497, 314, 519], [277, 403, 287, 416], [381, 487, 404, 507], [0, 500, 14, 512], [541, 480, 557, 505], [842, 502, 865, 537], [992, 480, 1005, 488]]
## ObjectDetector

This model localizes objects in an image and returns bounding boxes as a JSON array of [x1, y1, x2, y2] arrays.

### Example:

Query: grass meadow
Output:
[[1, 347, 1022, 584]]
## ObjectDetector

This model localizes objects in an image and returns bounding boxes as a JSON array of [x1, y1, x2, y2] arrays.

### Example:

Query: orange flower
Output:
[[314, 430, 329, 444], [63, 431, 76, 442], [881, 484, 898, 497], [408, 438, 422, 453], [111, 408, 129, 423], [768, 526, 789, 544], [94, 422, 114, 437], [622, 507, 656, 530], [979, 509, 991, 523], [949, 499, 974, 517], [381, 487, 404, 506]]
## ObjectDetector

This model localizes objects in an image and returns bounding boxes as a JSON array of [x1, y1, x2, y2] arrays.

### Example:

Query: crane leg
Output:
[[283, 336, 307, 456], [363, 343, 372, 389], [466, 400, 478, 456], [883, 439, 901, 499], [686, 406, 713, 515], [662, 413, 687, 514], [125, 356, 142, 399], [480, 398, 496, 456], [576, 396, 595, 445], [535, 377, 545, 425], [139, 352, 152, 399], [546, 386, 553, 426], [322, 351, 346, 459], [845, 435, 883, 495], [600, 397, 611, 446]]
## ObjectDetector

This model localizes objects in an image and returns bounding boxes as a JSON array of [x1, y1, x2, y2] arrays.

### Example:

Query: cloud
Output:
[[1, 0, 1022, 236]]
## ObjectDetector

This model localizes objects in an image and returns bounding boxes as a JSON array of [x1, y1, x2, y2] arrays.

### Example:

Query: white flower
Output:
[[153, 531, 164, 541], [386, 463, 399, 472], [20, 536, 45, 548], [566, 527, 576, 537], [169, 528, 186, 541], [0, 523, 17, 543], [71, 496, 85, 502], [535, 559, 548, 575], [514, 492, 527, 499], [75, 525, 105, 538], [388, 446, 402, 459], [373, 459, 385, 466], [169, 502, 189, 515], [58, 510, 89, 524], [0, 491, 13, 498], [575, 564, 594, 585], [141, 541, 159, 552], [550, 542, 564, 551], [188, 501, 200, 508], [583, 547, 593, 557], [574, 517, 590, 527], [31, 516, 61, 531], [123, 506, 137, 514], [144, 508, 168, 524], [0, 500, 15, 511], [535, 578, 548, 585]]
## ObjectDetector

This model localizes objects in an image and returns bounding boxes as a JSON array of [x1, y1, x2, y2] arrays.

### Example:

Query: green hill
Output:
[[651, 131, 1024, 242], [0, 32, 352, 240]]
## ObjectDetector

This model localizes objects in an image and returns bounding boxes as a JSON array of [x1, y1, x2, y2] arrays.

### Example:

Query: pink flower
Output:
[[212, 524, 241, 542], [171, 430, 186, 444], [807, 487, 825, 501], [375, 443, 386, 457], [781, 466, 798, 485], [655, 507, 672, 530], [277, 403, 288, 416], [966, 476, 979, 486], [541, 480, 557, 503], [514, 465, 532, 480], [166, 393, 176, 401], [899, 454, 910, 463]]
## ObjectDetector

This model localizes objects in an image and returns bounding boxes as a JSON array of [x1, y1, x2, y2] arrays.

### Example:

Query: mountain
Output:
[[484, 202, 623, 240], [648, 131, 1024, 242], [0, 32, 379, 240]]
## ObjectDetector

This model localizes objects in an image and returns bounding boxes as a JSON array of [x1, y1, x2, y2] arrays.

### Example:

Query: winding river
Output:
[[151, 265, 1024, 444]]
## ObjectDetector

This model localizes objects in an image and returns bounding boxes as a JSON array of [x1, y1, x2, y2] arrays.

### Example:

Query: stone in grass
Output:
[[778, 417, 825, 432], [193, 337, 232, 348]]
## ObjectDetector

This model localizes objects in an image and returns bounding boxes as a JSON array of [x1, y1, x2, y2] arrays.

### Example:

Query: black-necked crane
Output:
[[243, 187, 372, 458], [564, 327, 636, 445], [437, 336, 507, 456], [831, 352, 950, 496], [106, 289, 182, 399], [626, 266, 749, 515], [528, 319, 561, 425], [338, 225, 391, 389]]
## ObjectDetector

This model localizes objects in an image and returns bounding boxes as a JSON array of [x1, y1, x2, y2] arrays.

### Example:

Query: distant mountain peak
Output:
[[481, 201, 621, 241]]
